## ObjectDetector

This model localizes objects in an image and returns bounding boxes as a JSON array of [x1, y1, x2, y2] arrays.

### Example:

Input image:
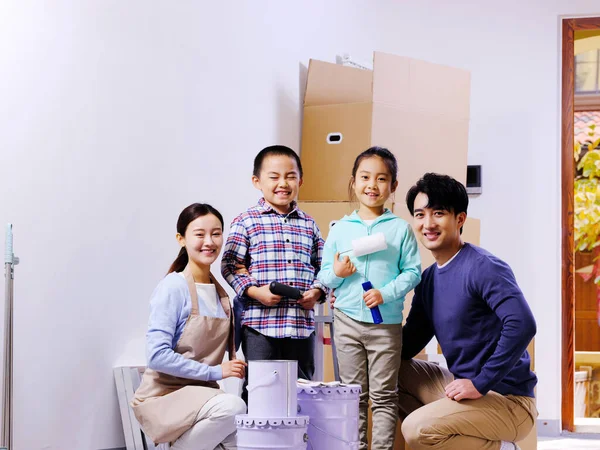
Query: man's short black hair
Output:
[[253, 145, 303, 178], [406, 173, 468, 216]]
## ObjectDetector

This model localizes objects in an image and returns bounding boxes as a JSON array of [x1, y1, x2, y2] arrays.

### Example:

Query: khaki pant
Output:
[[171, 393, 246, 450], [398, 358, 537, 450], [334, 309, 403, 450]]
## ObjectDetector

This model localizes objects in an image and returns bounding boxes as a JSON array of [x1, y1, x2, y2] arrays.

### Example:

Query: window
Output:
[[576, 49, 600, 94]]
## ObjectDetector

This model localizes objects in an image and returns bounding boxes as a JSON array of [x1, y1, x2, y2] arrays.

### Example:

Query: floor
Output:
[[538, 435, 600, 449]]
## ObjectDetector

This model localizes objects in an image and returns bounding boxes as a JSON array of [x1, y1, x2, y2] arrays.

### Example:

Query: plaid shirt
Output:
[[221, 198, 326, 338]]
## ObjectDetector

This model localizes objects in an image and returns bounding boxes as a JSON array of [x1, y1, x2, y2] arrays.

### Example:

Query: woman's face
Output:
[[177, 214, 223, 267]]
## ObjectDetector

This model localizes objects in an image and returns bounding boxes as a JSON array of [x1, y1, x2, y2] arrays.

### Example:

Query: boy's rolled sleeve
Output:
[[221, 218, 259, 296]]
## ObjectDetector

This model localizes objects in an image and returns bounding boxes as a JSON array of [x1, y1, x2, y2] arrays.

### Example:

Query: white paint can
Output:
[[248, 360, 298, 417]]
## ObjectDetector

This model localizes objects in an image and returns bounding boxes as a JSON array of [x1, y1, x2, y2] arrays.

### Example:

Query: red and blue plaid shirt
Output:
[[221, 198, 326, 338]]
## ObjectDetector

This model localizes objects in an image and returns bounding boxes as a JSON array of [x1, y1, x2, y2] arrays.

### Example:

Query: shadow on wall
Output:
[[272, 62, 307, 153]]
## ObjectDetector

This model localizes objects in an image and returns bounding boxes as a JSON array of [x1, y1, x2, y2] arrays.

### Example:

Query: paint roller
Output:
[[269, 281, 303, 299], [339, 232, 387, 324]]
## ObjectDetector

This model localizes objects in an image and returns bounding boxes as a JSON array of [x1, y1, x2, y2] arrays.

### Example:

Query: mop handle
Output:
[[269, 281, 303, 300], [362, 281, 383, 324], [5, 224, 13, 264]]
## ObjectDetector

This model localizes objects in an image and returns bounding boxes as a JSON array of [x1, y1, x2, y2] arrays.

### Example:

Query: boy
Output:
[[221, 145, 326, 402]]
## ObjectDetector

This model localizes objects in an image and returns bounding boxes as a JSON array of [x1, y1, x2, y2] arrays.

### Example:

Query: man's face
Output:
[[412, 192, 465, 253]]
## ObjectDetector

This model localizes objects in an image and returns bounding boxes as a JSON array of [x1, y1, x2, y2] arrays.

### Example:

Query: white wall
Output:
[[0, 1, 599, 448]]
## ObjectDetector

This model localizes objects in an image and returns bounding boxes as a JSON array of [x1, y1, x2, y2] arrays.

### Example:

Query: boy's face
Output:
[[412, 192, 465, 254], [252, 154, 302, 214]]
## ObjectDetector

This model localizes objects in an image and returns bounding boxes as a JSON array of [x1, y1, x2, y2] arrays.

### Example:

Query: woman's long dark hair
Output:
[[167, 203, 224, 274]]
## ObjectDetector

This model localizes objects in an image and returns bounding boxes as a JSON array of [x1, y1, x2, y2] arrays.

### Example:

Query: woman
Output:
[[131, 203, 247, 449]]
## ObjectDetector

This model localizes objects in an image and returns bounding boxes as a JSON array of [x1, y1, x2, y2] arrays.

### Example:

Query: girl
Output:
[[317, 147, 421, 450], [131, 203, 247, 450]]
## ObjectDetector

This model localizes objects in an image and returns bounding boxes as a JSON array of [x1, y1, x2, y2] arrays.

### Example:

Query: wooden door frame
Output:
[[561, 16, 600, 433]]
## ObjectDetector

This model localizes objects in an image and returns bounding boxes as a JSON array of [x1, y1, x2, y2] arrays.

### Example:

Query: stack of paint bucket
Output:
[[297, 381, 361, 449], [236, 360, 309, 450]]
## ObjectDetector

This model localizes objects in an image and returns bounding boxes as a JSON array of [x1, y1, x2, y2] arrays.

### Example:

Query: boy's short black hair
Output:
[[406, 173, 468, 216], [253, 145, 303, 178]]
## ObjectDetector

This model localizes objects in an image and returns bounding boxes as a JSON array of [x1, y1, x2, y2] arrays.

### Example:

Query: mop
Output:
[[270, 233, 388, 324], [1, 224, 19, 450]]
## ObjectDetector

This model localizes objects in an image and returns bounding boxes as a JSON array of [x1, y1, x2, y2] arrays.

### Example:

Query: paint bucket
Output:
[[236, 415, 309, 450], [297, 384, 361, 449], [248, 360, 298, 417]]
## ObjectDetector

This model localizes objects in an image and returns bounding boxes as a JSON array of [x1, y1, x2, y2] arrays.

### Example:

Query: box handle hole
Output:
[[326, 132, 343, 144]]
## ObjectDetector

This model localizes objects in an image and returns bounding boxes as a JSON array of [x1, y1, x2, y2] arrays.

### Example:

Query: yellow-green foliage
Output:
[[575, 125, 600, 255]]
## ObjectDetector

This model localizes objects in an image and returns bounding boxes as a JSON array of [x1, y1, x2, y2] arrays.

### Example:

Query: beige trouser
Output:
[[171, 393, 247, 450], [334, 309, 403, 450], [398, 358, 537, 450]]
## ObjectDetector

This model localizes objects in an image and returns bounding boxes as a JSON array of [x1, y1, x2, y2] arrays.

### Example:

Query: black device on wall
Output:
[[466, 165, 482, 195]]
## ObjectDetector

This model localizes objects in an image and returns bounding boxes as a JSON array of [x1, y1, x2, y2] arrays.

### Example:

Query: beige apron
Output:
[[131, 267, 235, 444]]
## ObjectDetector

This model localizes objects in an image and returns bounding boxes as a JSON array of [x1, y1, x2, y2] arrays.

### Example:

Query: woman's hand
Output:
[[333, 252, 357, 278], [235, 264, 249, 276], [221, 359, 247, 379]]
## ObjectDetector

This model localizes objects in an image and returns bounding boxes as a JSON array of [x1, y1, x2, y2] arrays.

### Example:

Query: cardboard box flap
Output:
[[372, 51, 471, 119], [304, 59, 373, 107]]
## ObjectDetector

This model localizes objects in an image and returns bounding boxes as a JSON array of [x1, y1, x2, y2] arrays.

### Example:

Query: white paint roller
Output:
[[340, 232, 387, 257]]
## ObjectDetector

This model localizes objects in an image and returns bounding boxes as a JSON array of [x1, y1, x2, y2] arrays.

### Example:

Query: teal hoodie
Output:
[[317, 209, 421, 324]]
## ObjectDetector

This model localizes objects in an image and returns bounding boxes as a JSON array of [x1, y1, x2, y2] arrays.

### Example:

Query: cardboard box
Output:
[[300, 51, 470, 202]]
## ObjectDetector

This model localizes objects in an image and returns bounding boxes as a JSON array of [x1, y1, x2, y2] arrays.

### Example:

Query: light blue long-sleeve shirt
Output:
[[146, 272, 225, 381], [317, 209, 421, 324]]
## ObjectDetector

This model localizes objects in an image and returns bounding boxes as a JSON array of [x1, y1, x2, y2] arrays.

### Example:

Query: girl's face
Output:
[[176, 214, 223, 268], [352, 156, 397, 210]]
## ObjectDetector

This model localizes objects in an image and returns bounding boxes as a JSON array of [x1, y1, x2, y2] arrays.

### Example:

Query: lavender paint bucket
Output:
[[235, 415, 309, 450], [297, 384, 361, 450]]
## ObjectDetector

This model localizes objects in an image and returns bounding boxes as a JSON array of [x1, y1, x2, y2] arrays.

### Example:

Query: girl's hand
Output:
[[298, 289, 322, 310], [221, 359, 247, 379], [333, 252, 357, 278], [363, 289, 383, 308]]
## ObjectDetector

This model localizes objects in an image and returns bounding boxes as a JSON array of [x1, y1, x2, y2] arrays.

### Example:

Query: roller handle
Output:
[[269, 281, 303, 300], [362, 281, 383, 324]]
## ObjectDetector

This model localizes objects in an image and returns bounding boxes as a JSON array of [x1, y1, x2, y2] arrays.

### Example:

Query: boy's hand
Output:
[[298, 289, 322, 310], [333, 252, 356, 278], [221, 359, 247, 379], [363, 289, 383, 308], [234, 263, 249, 276], [246, 285, 282, 307]]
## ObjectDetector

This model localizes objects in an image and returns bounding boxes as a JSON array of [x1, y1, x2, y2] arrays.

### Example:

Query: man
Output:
[[399, 173, 537, 450]]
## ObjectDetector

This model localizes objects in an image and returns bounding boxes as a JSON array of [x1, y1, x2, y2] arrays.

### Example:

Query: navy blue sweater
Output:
[[402, 244, 537, 397]]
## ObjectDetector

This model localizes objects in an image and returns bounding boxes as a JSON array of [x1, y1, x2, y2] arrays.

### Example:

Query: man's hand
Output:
[[444, 379, 482, 401], [333, 252, 357, 278], [246, 285, 282, 307], [298, 289, 322, 310], [329, 290, 336, 309], [363, 289, 383, 308]]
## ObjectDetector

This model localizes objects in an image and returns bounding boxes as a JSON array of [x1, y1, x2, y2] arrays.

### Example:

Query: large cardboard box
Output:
[[299, 52, 470, 202]]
